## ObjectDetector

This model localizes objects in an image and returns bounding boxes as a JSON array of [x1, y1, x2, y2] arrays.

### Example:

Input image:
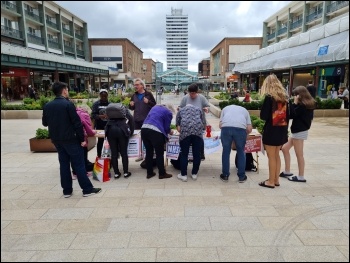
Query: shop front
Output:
[[1, 68, 29, 100], [318, 65, 345, 98]]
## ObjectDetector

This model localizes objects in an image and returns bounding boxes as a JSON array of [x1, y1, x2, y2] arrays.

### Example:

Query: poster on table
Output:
[[127, 136, 141, 158], [166, 136, 193, 160]]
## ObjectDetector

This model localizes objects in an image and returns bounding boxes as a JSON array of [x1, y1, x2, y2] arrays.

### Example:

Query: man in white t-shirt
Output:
[[219, 104, 252, 183]]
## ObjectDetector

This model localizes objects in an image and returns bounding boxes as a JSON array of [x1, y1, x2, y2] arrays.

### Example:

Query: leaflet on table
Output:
[[204, 136, 222, 154]]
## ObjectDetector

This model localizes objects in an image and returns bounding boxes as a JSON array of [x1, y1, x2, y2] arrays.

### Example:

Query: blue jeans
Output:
[[179, 135, 203, 176], [54, 142, 94, 195], [220, 127, 247, 179]]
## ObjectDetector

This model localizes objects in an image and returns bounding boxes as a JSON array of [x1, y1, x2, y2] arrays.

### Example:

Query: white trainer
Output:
[[191, 174, 198, 180], [177, 173, 188, 182]]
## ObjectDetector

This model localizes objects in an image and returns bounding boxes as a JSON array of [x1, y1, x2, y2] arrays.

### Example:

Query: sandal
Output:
[[288, 176, 306, 183], [258, 180, 275, 188]]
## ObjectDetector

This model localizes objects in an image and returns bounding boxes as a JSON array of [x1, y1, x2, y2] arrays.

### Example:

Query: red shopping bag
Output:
[[92, 157, 110, 182]]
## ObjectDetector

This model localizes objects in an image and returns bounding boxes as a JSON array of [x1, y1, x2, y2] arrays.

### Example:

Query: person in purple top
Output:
[[141, 104, 175, 179]]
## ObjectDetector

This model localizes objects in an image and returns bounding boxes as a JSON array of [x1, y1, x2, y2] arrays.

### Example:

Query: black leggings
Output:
[[141, 128, 166, 176], [107, 125, 129, 174]]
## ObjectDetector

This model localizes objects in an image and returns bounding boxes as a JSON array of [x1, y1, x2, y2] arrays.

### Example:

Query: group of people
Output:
[[43, 74, 323, 198]]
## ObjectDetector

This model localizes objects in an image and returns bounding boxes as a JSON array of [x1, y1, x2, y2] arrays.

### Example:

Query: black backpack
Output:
[[235, 153, 257, 172]]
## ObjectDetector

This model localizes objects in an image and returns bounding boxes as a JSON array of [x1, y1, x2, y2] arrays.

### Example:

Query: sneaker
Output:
[[124, 172, 131, 178], [280, 172, 293, 178], [177, 173, 188, 182], [159, 172, 172, 179], [83, 188, 102, 197], [191, 174, 198, 180], [220, 174, 229, 182], [114, 172, 121, 179], [64, 193, 72, 198], [239, 175, 248, 183]]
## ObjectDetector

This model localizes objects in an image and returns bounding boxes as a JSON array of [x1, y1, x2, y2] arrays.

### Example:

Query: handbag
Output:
[[92, 156, 110, 182], [101, 137, 111, 159]]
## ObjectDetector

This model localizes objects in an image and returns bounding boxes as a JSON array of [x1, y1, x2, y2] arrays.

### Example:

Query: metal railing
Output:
[[306, 8, 323, 23], [25, 10, 42, 23], [63, 28, 72, 36], [277, 27, 287, 36], [27, 33, 44, 45], [1, 25, 22, 39], [75, 33, 83, 40], [290, 19, 303, 30], [64, 45, 74, 53], [48, 40, 60, 49], [326, 1, 349, 14], [76, 49, 84, 56], [46, 20, 58, 30], [267, 32, 276, 40], [1, 1, 18, 12]]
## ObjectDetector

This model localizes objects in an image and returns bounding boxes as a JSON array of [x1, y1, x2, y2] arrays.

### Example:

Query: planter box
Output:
[[29, 138, 56, 152], [29, 137, 96, 152]]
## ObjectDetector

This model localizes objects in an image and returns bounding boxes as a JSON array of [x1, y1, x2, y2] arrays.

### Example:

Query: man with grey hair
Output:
[[129, 78, 156, 161], [129, 78, 156, 129]]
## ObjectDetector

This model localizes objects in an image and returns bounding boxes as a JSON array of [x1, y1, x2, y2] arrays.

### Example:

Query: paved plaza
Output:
[[1, 94, 349, 262]]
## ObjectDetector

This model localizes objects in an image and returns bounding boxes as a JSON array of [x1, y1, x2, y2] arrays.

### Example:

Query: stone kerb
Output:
[[208, 103, 348, 118]]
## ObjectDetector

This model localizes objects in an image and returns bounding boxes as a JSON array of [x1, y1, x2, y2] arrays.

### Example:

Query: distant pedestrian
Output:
[[338, 86, 349, 109], [29, 85, 36, 100], [306, 80, 317, 99]]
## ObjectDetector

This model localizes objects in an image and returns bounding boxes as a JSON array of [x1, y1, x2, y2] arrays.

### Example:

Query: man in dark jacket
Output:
[[129, 78, 156, 161], [91, 88, 110, 157], [42, 81, 101, 198]]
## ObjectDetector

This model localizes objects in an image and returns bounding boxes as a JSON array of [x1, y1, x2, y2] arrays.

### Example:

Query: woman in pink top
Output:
[[72, 105, 96, 178]]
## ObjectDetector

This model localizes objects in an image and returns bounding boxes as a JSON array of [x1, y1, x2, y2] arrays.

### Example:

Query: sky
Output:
[[56, 1, 290, 72]]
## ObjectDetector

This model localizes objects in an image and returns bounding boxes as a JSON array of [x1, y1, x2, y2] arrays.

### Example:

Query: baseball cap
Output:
[[99, 89, 108, 94]]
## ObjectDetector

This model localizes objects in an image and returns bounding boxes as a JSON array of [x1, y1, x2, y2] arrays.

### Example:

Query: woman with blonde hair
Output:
[[259, 74, 289, 188], [280, 85, 315, 183]]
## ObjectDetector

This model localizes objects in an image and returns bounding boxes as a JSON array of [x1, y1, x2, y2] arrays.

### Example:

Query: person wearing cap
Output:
[[91, 87, 110, 157]]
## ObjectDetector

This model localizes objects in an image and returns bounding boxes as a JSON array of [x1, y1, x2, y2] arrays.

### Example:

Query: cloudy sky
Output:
[[56, 1, 290, 72]]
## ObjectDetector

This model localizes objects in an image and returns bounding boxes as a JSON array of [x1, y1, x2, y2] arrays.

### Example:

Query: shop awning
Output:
[[234, 16, 349, 74]]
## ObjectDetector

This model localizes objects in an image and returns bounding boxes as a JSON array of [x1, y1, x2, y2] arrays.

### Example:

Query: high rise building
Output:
[[166, 8, 188, 70]]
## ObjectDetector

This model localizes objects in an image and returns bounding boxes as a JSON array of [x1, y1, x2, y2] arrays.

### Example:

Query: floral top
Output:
[[176, 104, 204, 141]]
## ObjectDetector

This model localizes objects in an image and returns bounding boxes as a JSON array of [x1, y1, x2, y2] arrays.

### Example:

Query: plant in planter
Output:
[[29, 128, 57, 152], [29, 128, 96, 152]]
